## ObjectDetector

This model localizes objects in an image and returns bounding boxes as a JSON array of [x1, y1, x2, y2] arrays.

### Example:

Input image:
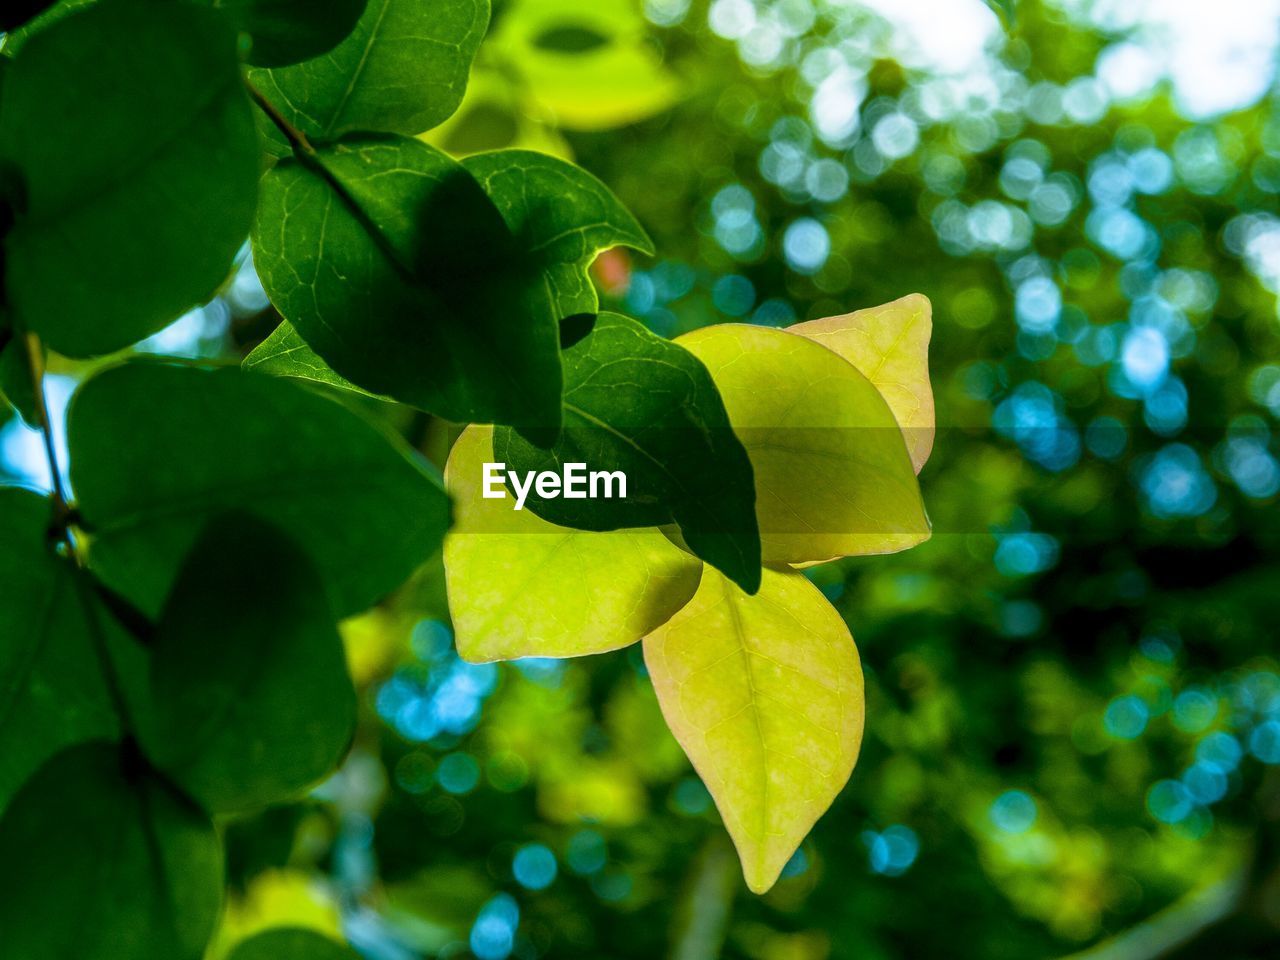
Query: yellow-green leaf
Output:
[[490, 0, 680, 131], [788, 294, 935, 473], [443, 425, 701, 662], [676, 323, 929, 567], [643, 566, 864, 893]]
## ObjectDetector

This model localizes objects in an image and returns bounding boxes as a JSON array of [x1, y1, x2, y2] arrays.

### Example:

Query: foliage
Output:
[[6, 0, 1280, 958], [0, 0, 928, 956]]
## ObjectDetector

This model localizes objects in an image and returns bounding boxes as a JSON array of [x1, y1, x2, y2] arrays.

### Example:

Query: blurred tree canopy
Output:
[[4, 1, 1280, 959]]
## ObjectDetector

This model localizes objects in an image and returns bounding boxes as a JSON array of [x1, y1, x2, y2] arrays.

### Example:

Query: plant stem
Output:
[[20, 331, 71, 522], [20, 331, 136, 735], [244, 79, 316, 157]]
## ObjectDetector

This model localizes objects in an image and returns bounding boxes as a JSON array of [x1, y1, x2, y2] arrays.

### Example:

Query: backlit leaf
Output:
[[242, 322, 388, 400], [643, 566, 864, 893], [676, 323, 929, 567], [0, 0, 259, 356], [0, 741, 223, 960], [141, 513, 356, 813], [462, 149, 653, 316], [788, 294, 935, 472], [251, 0, 489, 138], [69, 362, 450, 619], [495, 312, 762, 592], [0, 336, 38, 427], [252, 136, 563, 434], [443, 425, 701, 661], [0, 488, 137, 811]]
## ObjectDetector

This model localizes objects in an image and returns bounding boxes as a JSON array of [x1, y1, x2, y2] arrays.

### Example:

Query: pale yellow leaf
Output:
[[788, 294, 934, 473], [443, 425, 701, 662], [676, 323, 929, 566], [644, 566, 864, 893]]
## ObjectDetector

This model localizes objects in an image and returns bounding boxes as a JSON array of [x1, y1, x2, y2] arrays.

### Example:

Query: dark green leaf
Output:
[[69, 361, 451, 619], [0, 336, 38, 427], [198, 0, 369, 67], [0, 0, 259, 357], [0, 741, 222, 960], [140, 513, 355, 813], [243, 321, 389, 400], [0, 0, 57, 33], [0, 488, 138, 810], [494, 312, 762, 593], [0, 0, 92, 52], [462, 149, 653, 316], [250, 0, 489, 138], [252, 136, 563, 434], [229, 928, 361, 960], [533, 24, 611, 54]]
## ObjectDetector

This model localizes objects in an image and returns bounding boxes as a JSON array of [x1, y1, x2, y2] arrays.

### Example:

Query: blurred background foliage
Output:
[[5, 0, 1280, 957]]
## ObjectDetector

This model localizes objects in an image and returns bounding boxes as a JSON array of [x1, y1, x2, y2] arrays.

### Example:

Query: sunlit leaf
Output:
[[242, 322, 388, 400], [0, 0, 259, 356], [462, 149, 653, 315], [0, 741, 223, 960], [69, 362, 450, 619], [643, 566, 864, 893], [253, 136, 563, 435], [788, 294, 935, 472], [676, 323, 929, 567], [0, 489, 139, 811], [443, 425, 701, 661], [141, 513, 356, 813], [251, 0, 489, 138], [495, 312, 762, 592], [228, 928, 360, 960]]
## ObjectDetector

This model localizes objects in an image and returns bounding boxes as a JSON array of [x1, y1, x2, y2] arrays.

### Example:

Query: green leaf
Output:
[[250, 0, 489, 138], [462, 149, 653, 316], [0, 0, 57, 33], [643, 566, 865, 894], [252, 136, 563, 433], [443, 425, 701, 661], [140, 513, 355, 813], [69, 361, 450, 619], [494, 312, 762, 593], [0, 488, 137, 811], [676, 323, 929, 567], [0, 0, 259, 357], [0, 0, 92, 52], [0, 336, 38, 427], [197, 0, 369, 67], [788, 294, 935, 473], [229, 928, 361, 960], [243, 321, 388, 400], [0, 741, 223, 959]]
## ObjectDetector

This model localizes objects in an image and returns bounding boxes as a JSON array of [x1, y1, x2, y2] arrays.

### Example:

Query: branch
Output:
[[1055, 865, 1246, 960], [668, 834, 739, 960]]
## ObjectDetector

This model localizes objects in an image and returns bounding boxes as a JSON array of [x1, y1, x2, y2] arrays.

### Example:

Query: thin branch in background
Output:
[[669, 834, 740, 960]]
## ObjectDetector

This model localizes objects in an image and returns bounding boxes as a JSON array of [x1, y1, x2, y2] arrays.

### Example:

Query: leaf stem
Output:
[[244, 79, 316, 156], [19, 331, 71, 522], [20, 331, 137, 735]]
